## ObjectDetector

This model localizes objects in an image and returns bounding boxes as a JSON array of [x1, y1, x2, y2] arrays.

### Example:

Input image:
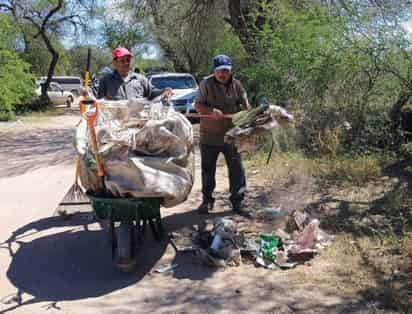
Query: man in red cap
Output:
[[97, 47, 171, 100]]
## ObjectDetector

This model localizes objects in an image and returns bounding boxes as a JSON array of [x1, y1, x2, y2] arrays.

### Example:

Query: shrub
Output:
[[315, 155, 384, 185], [0, 48, 35, 121]]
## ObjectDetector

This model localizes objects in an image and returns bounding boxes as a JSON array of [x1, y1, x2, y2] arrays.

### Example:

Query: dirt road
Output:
[[0, 111, 396, 313]]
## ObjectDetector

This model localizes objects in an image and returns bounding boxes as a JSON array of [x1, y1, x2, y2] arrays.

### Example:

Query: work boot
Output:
[[232, 201, 252, 218], [197, 199, 214, 214]]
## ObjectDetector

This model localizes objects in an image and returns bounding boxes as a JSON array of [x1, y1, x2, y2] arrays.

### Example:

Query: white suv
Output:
[[149, 73, 198, 116], [35, 82, 75, 107], [39, 76, 82, 96]]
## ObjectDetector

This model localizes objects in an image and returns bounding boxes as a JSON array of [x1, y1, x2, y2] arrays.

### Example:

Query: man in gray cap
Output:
[[194, 54, 251, 215], [97, 47, 171, 100]]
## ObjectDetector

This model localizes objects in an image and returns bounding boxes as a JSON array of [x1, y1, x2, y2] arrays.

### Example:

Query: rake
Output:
[[56, 49, 93, 215], [58, 156, 89, 206]]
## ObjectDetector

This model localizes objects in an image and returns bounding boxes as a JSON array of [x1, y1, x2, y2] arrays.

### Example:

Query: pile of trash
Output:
[[188, 210, 332, 269], [75, 97, 194, 207], [252, 210, 333, 269], [194, 218, 242, 267], [224, 103, 294, 153]]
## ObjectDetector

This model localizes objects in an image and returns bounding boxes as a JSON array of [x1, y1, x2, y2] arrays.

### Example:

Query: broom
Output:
[[55, 49, 93, 215]]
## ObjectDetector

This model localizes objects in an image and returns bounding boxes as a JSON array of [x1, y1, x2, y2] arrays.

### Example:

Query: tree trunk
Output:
[[226, 0, 263, 64], [390, 92, 411, 128], [158, 37, 188, 72], [39, 30, 59, 104]]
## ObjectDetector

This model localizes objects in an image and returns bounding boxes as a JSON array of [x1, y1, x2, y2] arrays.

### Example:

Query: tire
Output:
[[115, 221, 136, 272], [66, 95, 74, 108]]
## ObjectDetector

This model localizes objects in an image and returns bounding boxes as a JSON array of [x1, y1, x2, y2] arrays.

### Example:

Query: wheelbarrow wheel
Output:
[[115, 221, 137, 272]]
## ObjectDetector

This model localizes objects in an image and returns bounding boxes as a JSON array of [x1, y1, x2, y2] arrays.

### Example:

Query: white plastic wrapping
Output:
[[75, 98, 194, 207]]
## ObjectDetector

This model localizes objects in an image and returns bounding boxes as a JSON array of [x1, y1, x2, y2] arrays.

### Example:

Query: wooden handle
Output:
[[84, 48, 91, 92], [186, 113, 233, 119], [82, 101, 104, 177], [75, 155, 81, 183], [87, 120, 104, 177]]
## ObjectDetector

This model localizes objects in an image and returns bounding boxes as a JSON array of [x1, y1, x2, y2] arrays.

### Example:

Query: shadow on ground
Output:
[[0, 208, 232, 312], [304, 158, 412, 237], [301, 158, 412, 313], [0, 128, 75, 178]]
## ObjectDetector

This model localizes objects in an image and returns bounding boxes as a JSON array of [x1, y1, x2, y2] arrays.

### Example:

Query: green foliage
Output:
[[0, 14, 20, 50], [103, 19, 146, 50], [343, 105, 404, 155], [66, 45, 111, 77], [234, 0, 410, 157], [0, 48, 35, 121], [137, 57, 170, 73], [243, 1, 344, 102], [21, 35, 71, 76], [200, 26, 247, 78]]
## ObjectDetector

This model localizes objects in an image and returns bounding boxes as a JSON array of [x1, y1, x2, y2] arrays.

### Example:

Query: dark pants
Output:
[[200, 143, 246, 206]]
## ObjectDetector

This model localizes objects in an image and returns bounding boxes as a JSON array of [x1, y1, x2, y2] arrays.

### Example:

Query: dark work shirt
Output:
[[97, 70, 164, 100], [195, 75, 248, 145]]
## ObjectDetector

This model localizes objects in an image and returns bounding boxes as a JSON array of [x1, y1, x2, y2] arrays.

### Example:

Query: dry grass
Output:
[[245, 151, 412, 312], [314, 155, 384, 186]]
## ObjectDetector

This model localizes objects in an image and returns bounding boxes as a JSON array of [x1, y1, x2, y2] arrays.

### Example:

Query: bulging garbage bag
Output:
[[74, 98, 194, 207]]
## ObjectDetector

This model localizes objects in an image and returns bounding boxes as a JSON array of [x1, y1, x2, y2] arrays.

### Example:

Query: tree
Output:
[[0, 0, 87, 103], [102, 19, 146, 50], [21, 31, 72, 76], [66, 44, 111, 76], [110, 0, 244, 76], [321, 0, 412, 133], [0, 15, 34, 120]]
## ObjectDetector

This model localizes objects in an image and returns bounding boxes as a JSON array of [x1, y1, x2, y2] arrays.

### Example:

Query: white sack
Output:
[[75, 98, 194, 207]]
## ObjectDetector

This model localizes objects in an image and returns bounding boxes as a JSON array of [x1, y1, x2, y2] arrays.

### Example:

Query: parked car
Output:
[[35, 82, 75, 107], [38, 76, 82, 96], [149, 73, 198, 117]]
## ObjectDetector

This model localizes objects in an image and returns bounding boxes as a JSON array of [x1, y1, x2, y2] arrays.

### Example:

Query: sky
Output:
[[62, 0, 159, 59], [402, 21, 412, 33]]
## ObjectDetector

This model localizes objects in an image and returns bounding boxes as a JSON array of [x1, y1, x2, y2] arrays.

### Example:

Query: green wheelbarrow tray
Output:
[[86, 192, 162, 221], [86, 192, 164, 272]]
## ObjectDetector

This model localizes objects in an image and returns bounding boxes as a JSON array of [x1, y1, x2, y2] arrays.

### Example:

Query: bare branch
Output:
[[41, 0, 63, 31]]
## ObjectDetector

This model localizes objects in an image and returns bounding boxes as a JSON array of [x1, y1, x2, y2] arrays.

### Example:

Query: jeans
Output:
[[200, 143, 246, 206]]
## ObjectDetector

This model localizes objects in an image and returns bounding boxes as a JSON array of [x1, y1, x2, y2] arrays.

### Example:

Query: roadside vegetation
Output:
[[0, 1, 411, 310]]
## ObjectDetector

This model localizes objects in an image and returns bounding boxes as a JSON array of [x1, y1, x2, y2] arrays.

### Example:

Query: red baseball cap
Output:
[[112, 47, 133, 59]]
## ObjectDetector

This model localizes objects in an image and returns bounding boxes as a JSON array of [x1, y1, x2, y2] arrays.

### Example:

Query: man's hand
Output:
[[211, 108, 225, 120], [162, 87, 173, 99]]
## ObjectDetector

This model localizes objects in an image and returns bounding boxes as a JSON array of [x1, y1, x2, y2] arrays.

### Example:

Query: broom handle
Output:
[[72, 49, 93, 186], [84, 48, 91, 92], [75, 155, 81, 183]]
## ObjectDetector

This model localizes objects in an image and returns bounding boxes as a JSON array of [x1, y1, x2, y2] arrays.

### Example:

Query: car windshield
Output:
[[151, 76, 197, 89]]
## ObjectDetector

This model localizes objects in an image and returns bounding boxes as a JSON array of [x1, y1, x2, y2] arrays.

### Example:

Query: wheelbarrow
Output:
[[80, 100, 164, 272], [87, 193, 164, 272]]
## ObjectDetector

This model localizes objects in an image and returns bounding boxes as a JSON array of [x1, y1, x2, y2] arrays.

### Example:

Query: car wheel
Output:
[[66, 95, 74, 108], [70, 89, 79, 97]]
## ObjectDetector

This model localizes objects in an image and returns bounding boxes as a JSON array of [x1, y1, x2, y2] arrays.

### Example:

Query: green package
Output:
[[260, 234, 279, 262]]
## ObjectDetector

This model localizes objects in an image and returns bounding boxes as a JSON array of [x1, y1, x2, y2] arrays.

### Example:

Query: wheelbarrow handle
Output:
[[186, 113, 233, 119]]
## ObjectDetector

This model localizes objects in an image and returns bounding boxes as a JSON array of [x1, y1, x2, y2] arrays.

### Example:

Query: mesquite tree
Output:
[[0, 0, 89, 102]]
